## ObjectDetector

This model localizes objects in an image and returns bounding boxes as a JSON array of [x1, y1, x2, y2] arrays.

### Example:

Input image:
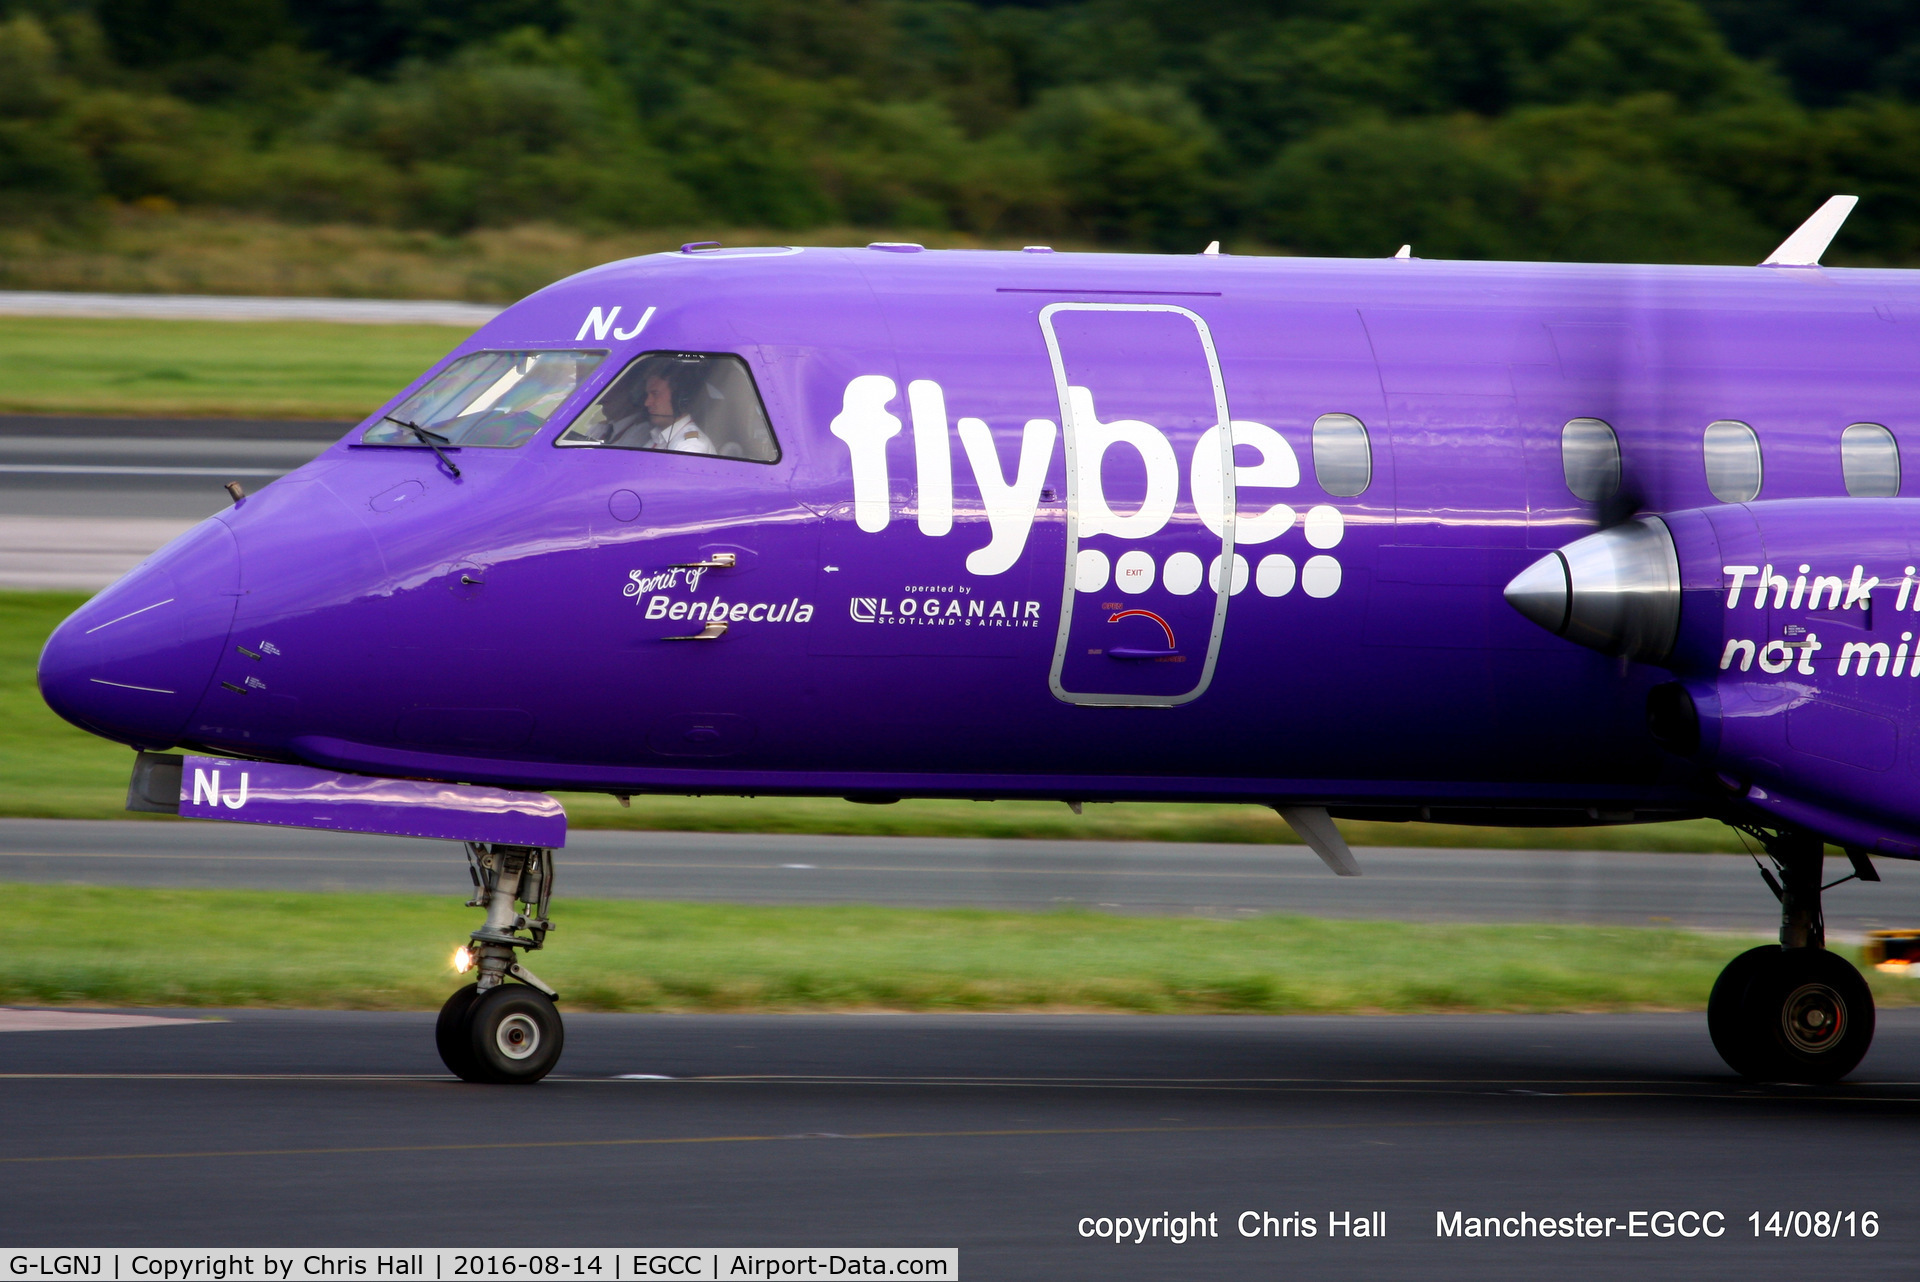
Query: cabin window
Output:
[[1842, 422, 1900, 497], [361, 350, 607, 448], [556, 352, 780, 463], [1561, 417, 1621, 502], [1703, 420, 1762, 503], [1312, 412, 1371, 496]]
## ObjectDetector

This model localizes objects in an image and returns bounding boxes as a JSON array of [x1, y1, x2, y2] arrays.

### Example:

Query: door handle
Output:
[[670, 553, 737, 570], [1107, 647, 1183, 660], [663, 620, 728, 641]]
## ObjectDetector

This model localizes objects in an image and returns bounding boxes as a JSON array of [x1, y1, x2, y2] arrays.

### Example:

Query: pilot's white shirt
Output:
[[649, 414, 716, 455]]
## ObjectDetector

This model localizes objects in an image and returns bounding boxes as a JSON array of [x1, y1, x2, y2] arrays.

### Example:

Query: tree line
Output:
[[4, 0, 1920, 264]]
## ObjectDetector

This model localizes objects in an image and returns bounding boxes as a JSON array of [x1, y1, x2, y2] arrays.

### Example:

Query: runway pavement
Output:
[[0, 289, 501, 326], [0, 1007, 1915, 1278], [0, 292, 483, 588], [0, 415, 345, 587], [7, 818, 1920, 936]]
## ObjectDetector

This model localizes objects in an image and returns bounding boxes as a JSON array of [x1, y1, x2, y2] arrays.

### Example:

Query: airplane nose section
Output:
[[38, 518, 241, 748], [1504, 516, 1680, 664]]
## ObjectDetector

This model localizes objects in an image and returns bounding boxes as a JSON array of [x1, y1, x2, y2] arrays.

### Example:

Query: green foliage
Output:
[[292, 48, 695, 231], [1023, 82, 1219, 248], [1253, 97, 1777, 264], [287, 0, 566, 77], [0, 0, 1912, 260], [0, 15, 99, 219], [1701, 0, 1920, 107]]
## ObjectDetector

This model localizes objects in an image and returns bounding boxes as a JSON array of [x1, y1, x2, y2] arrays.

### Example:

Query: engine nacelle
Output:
[[1508, 499, 1920, 856]]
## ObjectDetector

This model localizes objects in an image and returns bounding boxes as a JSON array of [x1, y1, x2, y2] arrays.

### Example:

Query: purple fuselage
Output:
[[38, 247, 1920, 844]]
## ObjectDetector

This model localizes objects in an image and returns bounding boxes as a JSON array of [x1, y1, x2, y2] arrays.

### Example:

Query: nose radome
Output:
[[38, 518, 240, 749], [1503, 517, 1680, 664]]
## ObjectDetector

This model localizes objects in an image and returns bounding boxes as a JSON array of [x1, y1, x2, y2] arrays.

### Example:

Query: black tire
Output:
[[464, 983, 565, 1084], [1708, 946, 1779, 1079], [437, 984, 484, 1081], [1741, 948, 1875, 1084]]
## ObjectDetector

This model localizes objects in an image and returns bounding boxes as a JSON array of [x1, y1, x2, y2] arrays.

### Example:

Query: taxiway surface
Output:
[[0, 415, 345, 587], [4, 818, 1916, 934], [0, 290, 501, 326], [0, 1007, 1914, 1279]]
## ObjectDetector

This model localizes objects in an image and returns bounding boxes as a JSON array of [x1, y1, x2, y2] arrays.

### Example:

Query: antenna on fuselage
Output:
[[1393, 244, 1412, 258], [1201, 240, 1220, 255], [1762, 195, 1858, 267]]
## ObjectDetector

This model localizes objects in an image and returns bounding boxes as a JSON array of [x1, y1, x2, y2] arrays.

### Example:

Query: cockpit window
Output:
[[555, 352, 780, 463], [362, 350, 607, 449]]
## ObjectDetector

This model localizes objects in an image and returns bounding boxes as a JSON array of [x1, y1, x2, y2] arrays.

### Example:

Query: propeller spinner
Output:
[[1504, 516, 1681, 664]]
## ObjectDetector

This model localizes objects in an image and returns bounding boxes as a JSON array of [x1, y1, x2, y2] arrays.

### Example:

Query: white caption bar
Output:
[[3, 1252, 958, 1281]]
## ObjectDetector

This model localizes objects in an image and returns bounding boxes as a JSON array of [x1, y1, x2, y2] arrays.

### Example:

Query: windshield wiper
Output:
[[382, 416, 462, 477]]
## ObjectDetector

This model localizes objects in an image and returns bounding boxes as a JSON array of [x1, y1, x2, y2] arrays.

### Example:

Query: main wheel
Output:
[[464, 983, 565, 1084], [1740, 948, 1875, 1084], [436, 983, 483, 1081], [1708, 946, 1779, 1079]]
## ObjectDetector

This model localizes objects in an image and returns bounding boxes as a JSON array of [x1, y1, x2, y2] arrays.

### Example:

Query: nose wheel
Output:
[[439, 982, 565, 1083], [1709, 827, 1877, 1084], [438, 842, 566, 1084]]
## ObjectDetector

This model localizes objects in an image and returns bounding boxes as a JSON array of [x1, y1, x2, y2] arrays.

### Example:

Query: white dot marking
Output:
[[1302, 555, 1342, 598], [1075, 548, 1110, 593], [1304, 505, 1345, 549], [1256, 554, 1296, 597], [1162, 551, 1203, 596], [1209, 554, 1249, 596]]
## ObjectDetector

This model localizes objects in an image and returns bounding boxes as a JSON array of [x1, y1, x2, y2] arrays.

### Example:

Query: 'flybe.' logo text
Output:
[[830, 375, 1345, 597]]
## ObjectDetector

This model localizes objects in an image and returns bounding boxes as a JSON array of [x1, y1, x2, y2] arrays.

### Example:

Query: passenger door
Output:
[[1041, 304, 1234, 706]]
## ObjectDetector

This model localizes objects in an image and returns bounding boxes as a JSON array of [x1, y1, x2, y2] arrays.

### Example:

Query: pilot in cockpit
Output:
[[557, 351, 778, 461], [595, 360, 717, 455]]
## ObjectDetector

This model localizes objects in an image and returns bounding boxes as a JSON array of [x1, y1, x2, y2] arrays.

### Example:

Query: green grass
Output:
[[0, 317, 469, 419], [8, 882, 1878, 1014], [0, 591, 151, 818], [1, 590, 1751, 847]]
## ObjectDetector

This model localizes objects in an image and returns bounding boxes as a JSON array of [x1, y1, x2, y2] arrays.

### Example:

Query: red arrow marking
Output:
[[1106, 608, 1176, 650]]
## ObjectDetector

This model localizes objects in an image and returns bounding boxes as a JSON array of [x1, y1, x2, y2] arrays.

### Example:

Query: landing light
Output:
[[453, 945, 474, 974]]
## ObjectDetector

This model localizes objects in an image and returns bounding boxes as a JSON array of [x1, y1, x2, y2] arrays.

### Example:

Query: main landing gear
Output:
[[1708, 828, 1878, 1083], [438, 842, 565, 1084]]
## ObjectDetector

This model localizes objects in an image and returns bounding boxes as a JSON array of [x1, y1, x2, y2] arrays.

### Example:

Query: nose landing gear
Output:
[[438, 843, 565, 1084], [1708, 829, 1876, 1083]]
